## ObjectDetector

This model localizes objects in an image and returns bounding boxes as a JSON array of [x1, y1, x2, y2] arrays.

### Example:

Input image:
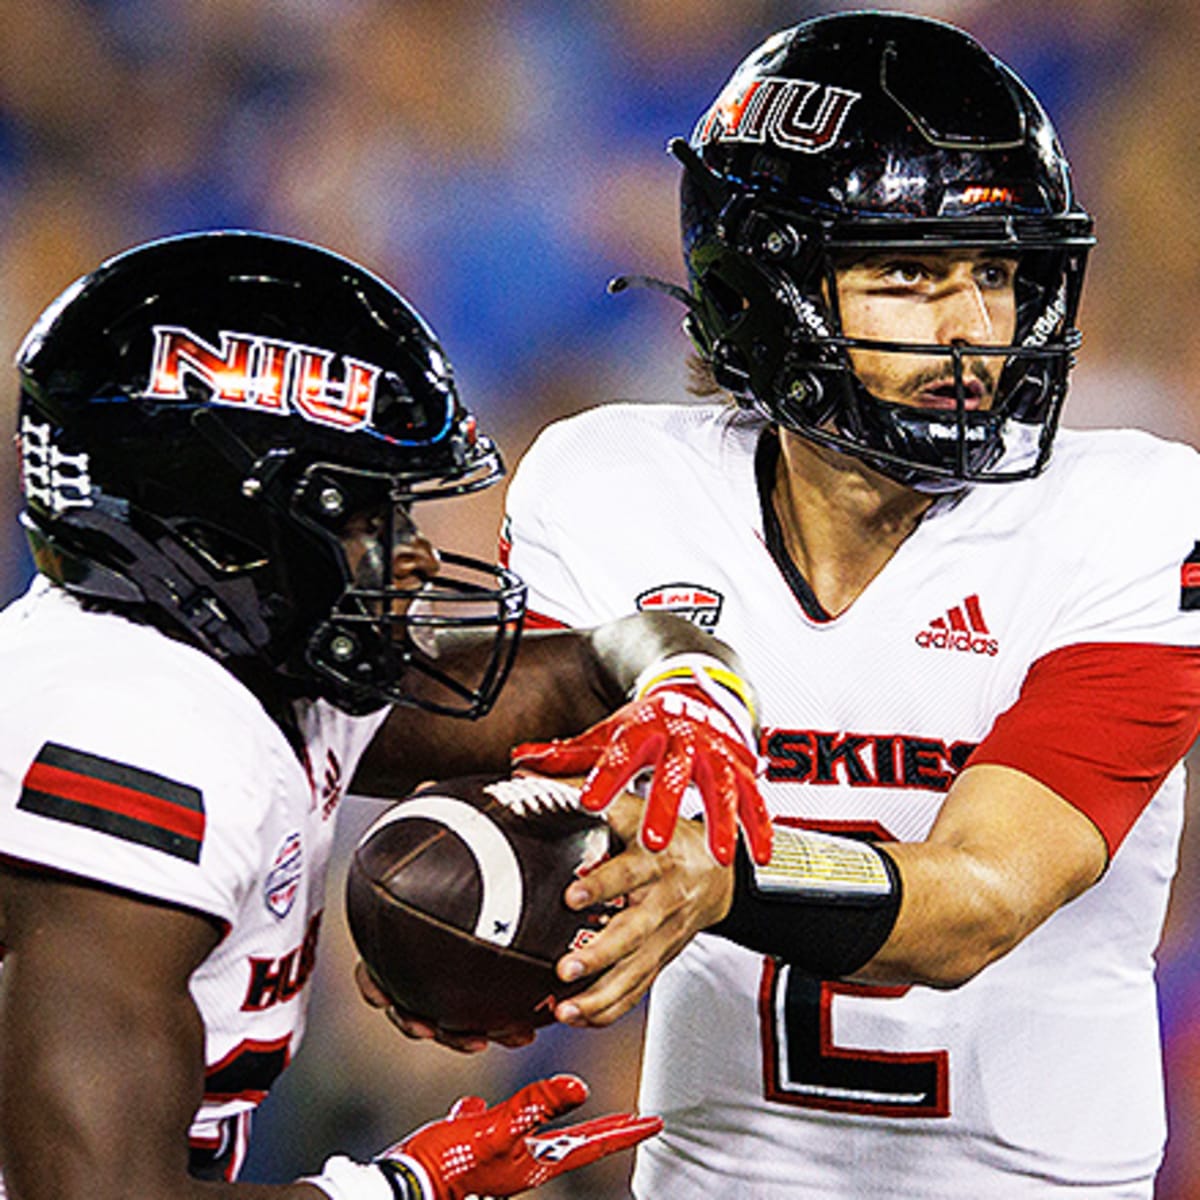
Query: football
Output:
[[345, 773, 625, 1035]]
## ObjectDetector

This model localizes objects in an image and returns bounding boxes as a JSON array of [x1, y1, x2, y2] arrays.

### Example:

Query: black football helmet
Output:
[[16, 231, 526, 716], [617, 12, 1094, 490]]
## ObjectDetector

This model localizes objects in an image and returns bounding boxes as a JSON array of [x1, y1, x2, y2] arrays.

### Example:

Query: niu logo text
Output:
[[147, 324, 383, 432], [694, 74, 860, 154]]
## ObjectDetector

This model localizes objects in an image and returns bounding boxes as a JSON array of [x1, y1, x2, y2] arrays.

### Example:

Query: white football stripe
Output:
[[366, 795, 523, 947]]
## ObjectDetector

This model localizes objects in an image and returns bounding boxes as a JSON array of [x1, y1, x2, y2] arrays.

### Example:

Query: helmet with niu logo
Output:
[[16, 230, 525, 716], [614, 11, 1095, 492]]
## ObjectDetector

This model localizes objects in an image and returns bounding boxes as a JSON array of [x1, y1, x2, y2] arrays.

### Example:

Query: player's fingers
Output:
[[556, 875, 698, 1010], [692, 749, 737, 866], [639, 739, 694, 852], [488, 1026, 537, 1049], [532, 1113, 664, 1170], [383, 1006, 435, 1039], [562, 828, 662, 912], [361, 969, 494, 1054], [595, 789, 646, 845], [578, 724, 663, 813], [555, 974, 649, 1027], [510, 732, 608, 776], [355, 960, 391, 1008], [447, 1094, 489, 1120], [574, 1112, 663, 1152], [556, 897, 646, 984], [555, 935, 677, 1027], [496, 1075, 590, 1137], [536, 1111, 646, 1140], [382, 1005, 489, 1053], [735, 762, 774, 866]]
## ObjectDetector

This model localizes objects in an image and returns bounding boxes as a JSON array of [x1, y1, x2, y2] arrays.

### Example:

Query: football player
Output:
[[502, 12, 1200, 1197], [0, 231, 768, 1199]]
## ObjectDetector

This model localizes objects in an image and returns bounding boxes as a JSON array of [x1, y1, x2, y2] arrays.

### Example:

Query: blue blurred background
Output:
[[2, 1, 1199, 1195]]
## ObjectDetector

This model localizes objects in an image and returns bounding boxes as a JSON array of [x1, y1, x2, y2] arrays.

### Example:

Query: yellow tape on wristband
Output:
[[754, 826, 892, 898], [634, 654, 757, 726]]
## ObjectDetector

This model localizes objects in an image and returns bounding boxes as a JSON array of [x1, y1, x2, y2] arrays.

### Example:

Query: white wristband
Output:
[[632, 652, 758, 749], [301, 1153, 432, 1200]]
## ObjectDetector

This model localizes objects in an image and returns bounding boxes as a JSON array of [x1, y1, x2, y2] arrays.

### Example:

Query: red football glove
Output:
[[389, 1074, 661, 1199], [513, 653, 772, 867]]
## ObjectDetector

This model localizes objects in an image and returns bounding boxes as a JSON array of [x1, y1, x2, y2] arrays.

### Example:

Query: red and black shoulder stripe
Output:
[[19, 742, 205, 863]]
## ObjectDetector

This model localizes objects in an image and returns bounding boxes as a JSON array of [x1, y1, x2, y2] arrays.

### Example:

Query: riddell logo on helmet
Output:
[[915, 594, 999, 656], [146, 325, 383, 431], [694, 75, 860, 154]]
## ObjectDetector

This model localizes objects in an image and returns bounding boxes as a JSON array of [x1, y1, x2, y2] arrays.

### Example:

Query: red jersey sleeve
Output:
[[971, 642, 1200, 854]]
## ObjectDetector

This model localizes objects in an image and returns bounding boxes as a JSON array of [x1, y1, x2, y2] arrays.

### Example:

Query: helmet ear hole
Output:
[[173, 521, 269, 574]]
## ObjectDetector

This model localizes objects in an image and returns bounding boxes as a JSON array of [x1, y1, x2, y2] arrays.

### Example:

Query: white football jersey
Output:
[[503, 402, 1200, 1198], [0, 579, 387, 1183]]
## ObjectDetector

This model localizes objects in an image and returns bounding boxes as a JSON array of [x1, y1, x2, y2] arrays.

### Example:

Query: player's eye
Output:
[[343, 509, 388, 541], [879, 260, 929, 287], [975, 259, 1016, 290]]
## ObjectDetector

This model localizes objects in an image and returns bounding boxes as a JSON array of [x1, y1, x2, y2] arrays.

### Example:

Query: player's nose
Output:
[[391, 532, 440, 590], [934, 273, 994, 346]]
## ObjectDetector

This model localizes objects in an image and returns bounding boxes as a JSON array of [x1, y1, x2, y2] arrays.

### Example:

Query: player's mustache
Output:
[[905, 358, 999, 395]]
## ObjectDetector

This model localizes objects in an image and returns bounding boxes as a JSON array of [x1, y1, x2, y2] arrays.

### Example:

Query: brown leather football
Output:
[[345, 773, 624, 1035]]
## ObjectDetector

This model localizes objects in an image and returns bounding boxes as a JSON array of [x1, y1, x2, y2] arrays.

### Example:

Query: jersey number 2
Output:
[[758, 820, 949, 1118]]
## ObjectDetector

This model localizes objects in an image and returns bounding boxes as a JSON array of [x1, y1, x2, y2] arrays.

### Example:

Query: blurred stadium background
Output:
[[1, 1, 1198, 1195]]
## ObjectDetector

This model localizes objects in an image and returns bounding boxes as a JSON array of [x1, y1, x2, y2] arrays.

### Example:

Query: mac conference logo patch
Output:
[[636, 582, 724, 630], [265, 830, 304, 918]]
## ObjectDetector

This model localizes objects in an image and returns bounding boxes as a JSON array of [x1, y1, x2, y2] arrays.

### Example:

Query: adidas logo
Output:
[[915, 594, 999, 656]]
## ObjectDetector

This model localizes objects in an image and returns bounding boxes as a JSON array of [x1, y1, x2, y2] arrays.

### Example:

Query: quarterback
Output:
[[0, 232, 768, 1199], [504, 13, 1200, 1198]]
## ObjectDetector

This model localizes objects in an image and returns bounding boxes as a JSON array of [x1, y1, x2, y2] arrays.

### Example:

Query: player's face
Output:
[[833, 250, 1017, 411], [341, 505, 440, 609]]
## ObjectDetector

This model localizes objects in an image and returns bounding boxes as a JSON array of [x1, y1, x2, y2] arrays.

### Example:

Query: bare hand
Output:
[[353, 961, 535, 1054], [550, 791, 735, 1027]]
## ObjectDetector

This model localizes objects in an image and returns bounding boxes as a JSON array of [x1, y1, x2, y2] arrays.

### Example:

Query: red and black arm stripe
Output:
[[18, 742, 206, 863]]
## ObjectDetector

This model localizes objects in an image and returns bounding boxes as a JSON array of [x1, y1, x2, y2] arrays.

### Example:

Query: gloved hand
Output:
[[303, 1074, 662, 1199], [513, 652, 771, 867]]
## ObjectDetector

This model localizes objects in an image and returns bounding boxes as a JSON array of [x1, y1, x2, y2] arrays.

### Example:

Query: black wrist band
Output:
[[375, 1158, 425, 1200], [708, 835, 902, 978]]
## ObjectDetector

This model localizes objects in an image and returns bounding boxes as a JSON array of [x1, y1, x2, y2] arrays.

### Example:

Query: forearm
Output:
[[709, 764, 1107, 989], [706, 834, 1043, 988], [353, 613, 751, 797], [851, 841, 1034, 987], [584, 612, 749, 703], [860, 766, 1107, 986], [0, 871, 341, 1200]]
